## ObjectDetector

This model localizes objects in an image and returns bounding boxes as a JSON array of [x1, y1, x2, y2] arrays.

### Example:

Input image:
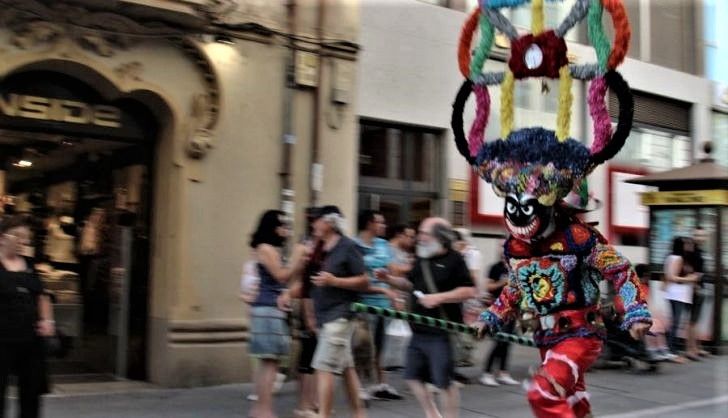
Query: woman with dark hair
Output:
[[663, 236, 700, 360], [1, 215, 55, 418], [684, 227, 709, 359], [248, 210, 308, 418]]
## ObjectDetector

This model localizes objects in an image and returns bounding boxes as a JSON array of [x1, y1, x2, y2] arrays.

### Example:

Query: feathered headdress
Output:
[[452, 0, 634, 206]]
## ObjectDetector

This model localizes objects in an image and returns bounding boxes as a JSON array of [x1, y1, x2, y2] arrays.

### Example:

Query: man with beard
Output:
[[379, 217, 474, 418]]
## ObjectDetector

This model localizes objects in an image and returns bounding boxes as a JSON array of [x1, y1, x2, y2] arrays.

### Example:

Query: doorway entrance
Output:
[[0, 69, 159, 381]]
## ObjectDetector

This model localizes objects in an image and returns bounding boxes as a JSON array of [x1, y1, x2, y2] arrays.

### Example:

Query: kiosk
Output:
[[627, 143, 728, 353]]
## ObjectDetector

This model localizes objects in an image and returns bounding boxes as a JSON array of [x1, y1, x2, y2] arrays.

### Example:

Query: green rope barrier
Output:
[[351, 303, 536, 348]]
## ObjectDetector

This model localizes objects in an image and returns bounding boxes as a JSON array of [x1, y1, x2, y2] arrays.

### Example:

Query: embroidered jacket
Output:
[[479, 216, 652, 347]]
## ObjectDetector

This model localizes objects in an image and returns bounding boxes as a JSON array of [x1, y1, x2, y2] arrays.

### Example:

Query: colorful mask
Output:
[[504, 194, 554, 242]]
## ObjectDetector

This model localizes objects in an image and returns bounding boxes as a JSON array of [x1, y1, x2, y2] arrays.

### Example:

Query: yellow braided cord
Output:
[[532, 0, 545, 35], [501, 70, 515, 139], [556, 65, 573, 142]]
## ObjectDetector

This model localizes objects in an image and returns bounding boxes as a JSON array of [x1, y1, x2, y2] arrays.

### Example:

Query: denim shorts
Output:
[[249, 306, 290, 360], [312, 318, 355, 375], [404, 332, 454, 389]]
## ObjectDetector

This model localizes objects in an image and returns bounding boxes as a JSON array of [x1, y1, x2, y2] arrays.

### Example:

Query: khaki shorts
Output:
[[312, 318, 355, 375]]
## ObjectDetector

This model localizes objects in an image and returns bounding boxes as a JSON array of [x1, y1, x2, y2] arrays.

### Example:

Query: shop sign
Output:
[[0, 71, 156, 142], [0, 94, 122, 128], [641, 190, 728, 206]]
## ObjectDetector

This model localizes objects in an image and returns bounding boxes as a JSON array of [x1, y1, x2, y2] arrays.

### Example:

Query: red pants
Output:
[[527, 337, 602, 418]]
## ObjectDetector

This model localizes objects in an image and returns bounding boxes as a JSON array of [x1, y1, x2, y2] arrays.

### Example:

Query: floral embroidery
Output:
[[517, 259, 566, 314]]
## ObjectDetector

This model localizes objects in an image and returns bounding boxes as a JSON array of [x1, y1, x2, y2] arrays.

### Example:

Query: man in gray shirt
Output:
[[309, 206, 369, 418]]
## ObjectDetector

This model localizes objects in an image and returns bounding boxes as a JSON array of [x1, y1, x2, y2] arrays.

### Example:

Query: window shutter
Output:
[[609, 90, 691, 134]]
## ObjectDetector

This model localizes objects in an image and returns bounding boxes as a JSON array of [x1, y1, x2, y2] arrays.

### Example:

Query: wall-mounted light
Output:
[[214, 35, 235, 45], [13, 159, 33, 168]]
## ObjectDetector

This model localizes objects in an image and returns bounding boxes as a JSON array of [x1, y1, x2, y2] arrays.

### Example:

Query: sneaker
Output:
[[496, 373, 519, 385], [294, 409, 320, 418], [246, 393, 258, 401], [479, 373, 499, 387], [359, 388, 372, 402], [647, 350, 659, 361], [373, 384, 404, 400], [367, 384, 382, 399], [272, 372, 286, 394]]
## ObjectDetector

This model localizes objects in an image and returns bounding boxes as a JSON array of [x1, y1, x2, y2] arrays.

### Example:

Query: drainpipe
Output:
[[280, 0, 297, 218], [309, 0, 326, 206]]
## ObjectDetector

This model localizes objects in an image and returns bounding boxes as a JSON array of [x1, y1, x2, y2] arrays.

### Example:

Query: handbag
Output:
[[44, 328, 72, 359], [420, 260, 472, 366]]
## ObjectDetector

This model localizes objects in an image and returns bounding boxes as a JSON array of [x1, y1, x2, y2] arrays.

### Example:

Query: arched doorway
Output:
[[0, 64, 172, 382]]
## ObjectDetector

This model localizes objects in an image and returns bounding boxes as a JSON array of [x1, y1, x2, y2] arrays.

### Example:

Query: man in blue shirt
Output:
[[355, 210, 403, 401]]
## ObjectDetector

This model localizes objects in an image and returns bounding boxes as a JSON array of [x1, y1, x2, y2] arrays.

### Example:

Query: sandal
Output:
[[685, 353, 701, 361]]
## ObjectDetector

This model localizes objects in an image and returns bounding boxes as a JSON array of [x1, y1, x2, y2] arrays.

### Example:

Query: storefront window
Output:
[[614, 127, 691, 170], [712, 111, 728, 167], [359, 120, 443, 225]]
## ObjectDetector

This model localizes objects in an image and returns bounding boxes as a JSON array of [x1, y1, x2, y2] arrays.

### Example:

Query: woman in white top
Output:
[[663, 237, 700, 358]]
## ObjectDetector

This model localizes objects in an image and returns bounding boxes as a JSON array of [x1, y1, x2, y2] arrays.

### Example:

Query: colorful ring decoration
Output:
[[458, 8, 480, 79], [588, 70, 634, 168], [452, 0, 635, 204], [604, 0, 631, 69]]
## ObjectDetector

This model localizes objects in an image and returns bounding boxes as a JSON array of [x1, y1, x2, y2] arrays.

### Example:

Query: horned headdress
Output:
[[452, 0, 634, 207]]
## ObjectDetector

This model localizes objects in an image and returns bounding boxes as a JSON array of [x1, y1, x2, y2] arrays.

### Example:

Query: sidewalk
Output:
[[12, 346, 728, 417]]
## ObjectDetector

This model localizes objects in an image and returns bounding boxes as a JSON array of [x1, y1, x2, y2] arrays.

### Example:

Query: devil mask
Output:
[[504, 194, 555, 242]]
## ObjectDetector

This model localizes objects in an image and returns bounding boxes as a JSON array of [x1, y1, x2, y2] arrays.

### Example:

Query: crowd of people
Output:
[[242, 207, 528, 418]]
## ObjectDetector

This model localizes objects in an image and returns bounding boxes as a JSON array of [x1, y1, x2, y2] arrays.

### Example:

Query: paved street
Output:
[[9, 345, 728, 418]]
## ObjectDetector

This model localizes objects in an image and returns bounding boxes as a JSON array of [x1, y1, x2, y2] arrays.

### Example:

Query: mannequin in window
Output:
[[45, 214, 78, 273]]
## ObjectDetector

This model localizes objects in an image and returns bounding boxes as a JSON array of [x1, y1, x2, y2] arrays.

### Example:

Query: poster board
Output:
[[609, 167, 653, 236], [470, 172, 504, 224]]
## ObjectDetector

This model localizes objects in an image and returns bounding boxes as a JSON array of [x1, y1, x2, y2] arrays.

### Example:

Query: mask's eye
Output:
[[506, 201, 518, 214], [522, 205, 534, 216]]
